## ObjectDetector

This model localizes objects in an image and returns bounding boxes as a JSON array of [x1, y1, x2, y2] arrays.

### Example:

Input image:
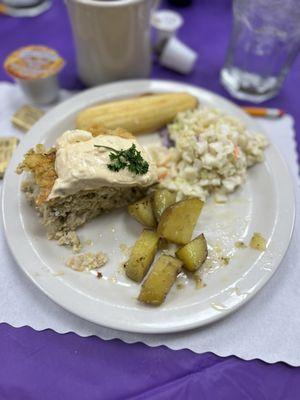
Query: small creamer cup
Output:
[[15, 75, 60, 105], [151, 10, 183, 48], [4, 45, 65, 105], [159, 36, 197, 74]]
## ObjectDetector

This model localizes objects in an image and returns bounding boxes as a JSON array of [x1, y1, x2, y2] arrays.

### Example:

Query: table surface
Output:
[[0, 0, 299, 399]]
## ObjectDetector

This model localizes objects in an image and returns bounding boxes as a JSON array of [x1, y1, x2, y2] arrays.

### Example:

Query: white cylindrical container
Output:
[[16, 75, 60, 105], [151, 9, 183, 49], [159, 36, 197, 74], [65, 0, 159, 87]]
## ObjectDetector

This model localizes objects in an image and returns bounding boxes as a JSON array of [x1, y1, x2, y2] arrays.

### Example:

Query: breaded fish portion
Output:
[[16, 128, 135, 206], [16, 145, 57, 205]]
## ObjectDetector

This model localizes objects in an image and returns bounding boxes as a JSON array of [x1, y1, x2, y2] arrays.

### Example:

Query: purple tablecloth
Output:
[[0, 1, 299, 399]]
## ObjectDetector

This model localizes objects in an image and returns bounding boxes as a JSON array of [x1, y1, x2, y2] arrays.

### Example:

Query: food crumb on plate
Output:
[[220, 256, 230, 266], [235, 240, 247, 249], [214, 194, 228, 204], [161, 243, 177, 257], [192, 274, 206, 289], [250, 232, 267, 251], [119, 243, 132, 256], [56, 231, 82, 253], [176, 283, 185, 290], [52, 271, 64, 276], [66, 251, 108, 272], [109, 276, 117, 284]]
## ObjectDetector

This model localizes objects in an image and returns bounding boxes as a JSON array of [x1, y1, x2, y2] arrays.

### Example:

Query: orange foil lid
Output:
[[4, 45, 65, 80]]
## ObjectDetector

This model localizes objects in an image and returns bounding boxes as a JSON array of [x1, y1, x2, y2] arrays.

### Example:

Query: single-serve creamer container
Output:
[[65, 0, 158, 86]]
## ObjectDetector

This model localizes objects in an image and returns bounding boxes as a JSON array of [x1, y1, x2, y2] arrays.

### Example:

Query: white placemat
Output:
[[0, 82, 299, 366]]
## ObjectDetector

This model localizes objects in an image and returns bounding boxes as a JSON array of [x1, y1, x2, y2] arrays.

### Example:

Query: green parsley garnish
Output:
[[94, 144, 149, 175]]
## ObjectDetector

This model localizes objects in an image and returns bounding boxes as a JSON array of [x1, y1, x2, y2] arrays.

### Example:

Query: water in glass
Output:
[[221, 0, 300, 102]]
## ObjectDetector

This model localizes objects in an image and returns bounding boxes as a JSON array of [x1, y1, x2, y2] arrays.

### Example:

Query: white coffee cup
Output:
[[65, 0, 159, 86]]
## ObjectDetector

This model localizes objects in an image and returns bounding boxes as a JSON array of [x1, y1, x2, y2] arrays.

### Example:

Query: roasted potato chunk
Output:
[[138, 255, 182, 306], [250, 233, 266, 251], [128, 196, 156, 228], [157, 198, 204, 245], [126, 230, 159, 282], [153, 189, 176, 221], [176, 234, 208, 272]]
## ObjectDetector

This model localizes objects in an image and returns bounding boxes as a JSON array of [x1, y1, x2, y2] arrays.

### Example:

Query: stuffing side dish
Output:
[[148, 106, 268, 202]]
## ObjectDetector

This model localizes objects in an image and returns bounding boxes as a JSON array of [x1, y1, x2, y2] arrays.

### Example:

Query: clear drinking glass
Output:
[[220, 0, 300, 103]]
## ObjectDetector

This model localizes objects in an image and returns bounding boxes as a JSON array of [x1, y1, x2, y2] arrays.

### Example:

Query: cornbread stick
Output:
[[91, 126, 135, 139], [76, 92, 198, 135]]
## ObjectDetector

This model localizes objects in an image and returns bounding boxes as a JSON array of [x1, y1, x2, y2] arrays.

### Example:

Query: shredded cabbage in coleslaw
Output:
[[148, 106, 268, 202]]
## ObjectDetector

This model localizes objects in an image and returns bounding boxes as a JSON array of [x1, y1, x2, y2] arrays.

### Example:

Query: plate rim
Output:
[[2, 79, 296, 333]]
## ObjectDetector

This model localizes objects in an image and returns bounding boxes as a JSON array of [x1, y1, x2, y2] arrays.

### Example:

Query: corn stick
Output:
[[76, 92, 198, 135]]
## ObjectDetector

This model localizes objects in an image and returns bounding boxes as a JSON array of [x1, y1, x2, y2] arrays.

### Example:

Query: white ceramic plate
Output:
[[2, 80, 295, 333]]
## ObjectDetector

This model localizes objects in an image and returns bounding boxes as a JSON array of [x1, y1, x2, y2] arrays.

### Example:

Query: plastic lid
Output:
[[4, 45, 65, 80], [151, 10, 183, 33]]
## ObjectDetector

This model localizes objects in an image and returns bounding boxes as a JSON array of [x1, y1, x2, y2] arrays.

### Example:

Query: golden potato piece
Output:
[[76, 93, 198, 135], [157, 198, 204, 245], [126, 230, 159, 282], [138, 255, 182, 306], [250, 233, 266, 251], [153, 189, 177, 221], [176, 234, 208, 272], [128, 196, 156, 228]]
